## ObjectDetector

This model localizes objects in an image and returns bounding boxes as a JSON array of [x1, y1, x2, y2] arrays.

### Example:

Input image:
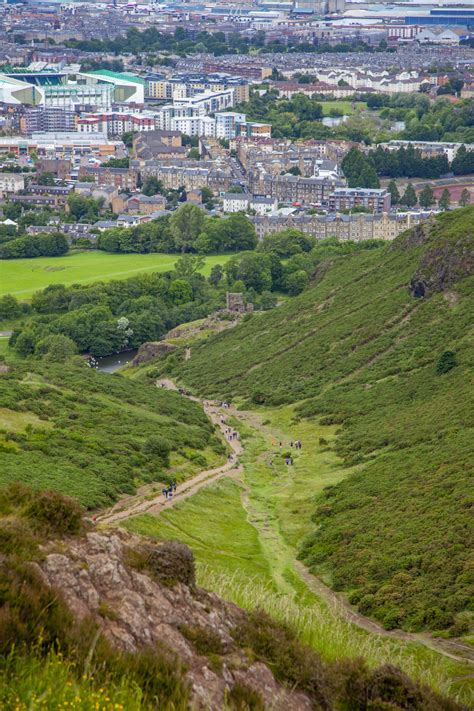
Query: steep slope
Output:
[[0, 485, 464, 711], [0, 361, 223, 508], [169, 207, 474, 633]]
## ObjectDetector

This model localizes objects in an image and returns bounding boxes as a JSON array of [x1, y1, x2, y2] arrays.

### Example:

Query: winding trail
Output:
[[97, 380, 242, 526], [98, 380, 473, 667]]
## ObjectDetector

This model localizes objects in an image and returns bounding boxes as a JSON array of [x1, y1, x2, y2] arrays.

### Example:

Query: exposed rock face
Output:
[[389, 215, 474, 299], [40, 531, 312, 711], [409, 234, 474, 298], [131, 341, 176, 367]]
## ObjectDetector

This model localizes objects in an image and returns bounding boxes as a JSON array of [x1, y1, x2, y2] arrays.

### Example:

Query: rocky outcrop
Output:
[[409, 233, 474, 298], [131, 341, 176, 367], [39, 531, 312, 711]]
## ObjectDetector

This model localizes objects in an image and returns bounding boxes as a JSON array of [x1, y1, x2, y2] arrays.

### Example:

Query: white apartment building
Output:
[[173, 89, 235, 114], [171, 115, 217, 137], [222, 193, 277, 214], [222, 192, 249, 213], [0, 173, 25, 195]]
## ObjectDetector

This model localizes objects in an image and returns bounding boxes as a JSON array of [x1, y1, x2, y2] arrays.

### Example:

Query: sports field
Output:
[[0, 251, 230, 298]]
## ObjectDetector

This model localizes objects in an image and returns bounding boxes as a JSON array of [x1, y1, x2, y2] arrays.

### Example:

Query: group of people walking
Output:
[[268, 436, 303, 468], [162, 482, 177, 500]]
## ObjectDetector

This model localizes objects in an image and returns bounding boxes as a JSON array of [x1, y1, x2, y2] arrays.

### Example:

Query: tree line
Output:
[[98, 205, 258, 255]]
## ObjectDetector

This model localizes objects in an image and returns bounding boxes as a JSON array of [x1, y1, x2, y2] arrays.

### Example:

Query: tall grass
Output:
[[197, 565, 472, 706], [0, 648, 146, 711]]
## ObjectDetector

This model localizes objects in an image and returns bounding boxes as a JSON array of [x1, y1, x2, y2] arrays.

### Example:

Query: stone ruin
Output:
[[226, 292, 253, 313]]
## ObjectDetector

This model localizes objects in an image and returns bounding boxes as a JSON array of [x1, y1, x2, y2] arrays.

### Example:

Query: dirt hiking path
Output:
[[97, 380, 242, 526]]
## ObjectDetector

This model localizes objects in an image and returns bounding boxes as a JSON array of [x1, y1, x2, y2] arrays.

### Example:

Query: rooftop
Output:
[[87, 70, 145, 86]]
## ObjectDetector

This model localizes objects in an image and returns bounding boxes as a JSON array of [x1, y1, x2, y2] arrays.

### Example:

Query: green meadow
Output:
[[0, 251, 230, 299]]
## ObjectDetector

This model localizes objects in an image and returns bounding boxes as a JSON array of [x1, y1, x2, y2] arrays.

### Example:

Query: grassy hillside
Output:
[[0, 361, 224, 508], [170, 207, 474, 633], [0, 251, 230, 299]]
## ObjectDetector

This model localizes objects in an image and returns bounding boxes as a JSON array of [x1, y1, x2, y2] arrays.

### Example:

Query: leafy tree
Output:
[[228, 253, 272, 294], [35, 334, 77, 362], [387, 180, 400, 205], [284, 269, 309, 296], [419, 184, 434, 209], [259, 291, 278, 310], [121, 131, 135, 148], [0, 294, 21, 320], [358, 163, 380, 189], [451, 145, 474, 176], [438, 188, 450, 211], [67, 193, 102, 222], [208, 264, 223, 287], [36, 172, 55, 186], [174, 254, 205, 277], [169, 279, 193, 305], [170, 203, 205, 252], [459, 188, 471, 207], [15, 330, 36, 357], [143, 434, 171, 466], [142, 177, 164, 196], [187, 148, 200, 161], [259, 229, 313, 258], [399, 183, 417, 208]]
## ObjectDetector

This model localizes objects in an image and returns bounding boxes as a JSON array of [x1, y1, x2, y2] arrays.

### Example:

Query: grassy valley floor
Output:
[[124, 400, 474, 707]]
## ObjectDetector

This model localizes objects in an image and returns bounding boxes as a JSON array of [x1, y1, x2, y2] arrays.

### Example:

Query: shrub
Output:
[[251, 390, 267, 405], [334, 658, 461, 711], [142, 541, 196, 588], [436, 350, 457, 375], [233, 610, 331, 710], [25, 490, 83, 537], [179, 624, 224, 656], [228, 682, 265, 710], [143, 435, 172, 466]]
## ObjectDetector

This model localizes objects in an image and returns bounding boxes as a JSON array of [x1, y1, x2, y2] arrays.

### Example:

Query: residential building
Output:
[[222, 192, 279, 214], [251, 210, 430, 241], [378, 140, 472, 163], [328, 188, 391, 213], [249, 171, 346, 206], [0, 173, 25, 195], [78, 165, 139, 191], [222, 192, 249, 213]]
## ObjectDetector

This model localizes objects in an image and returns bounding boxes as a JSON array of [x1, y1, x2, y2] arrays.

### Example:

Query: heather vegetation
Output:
[[167, 207, 474, 634], [0, 361, 222, 508]]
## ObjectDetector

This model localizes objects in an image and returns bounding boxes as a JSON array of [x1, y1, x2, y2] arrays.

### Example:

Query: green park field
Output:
[[320, 99, 367, 116], [0, 251, 230, 299]]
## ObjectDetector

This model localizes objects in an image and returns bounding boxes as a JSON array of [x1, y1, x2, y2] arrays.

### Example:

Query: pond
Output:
[[94, 349, 139, 373]]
